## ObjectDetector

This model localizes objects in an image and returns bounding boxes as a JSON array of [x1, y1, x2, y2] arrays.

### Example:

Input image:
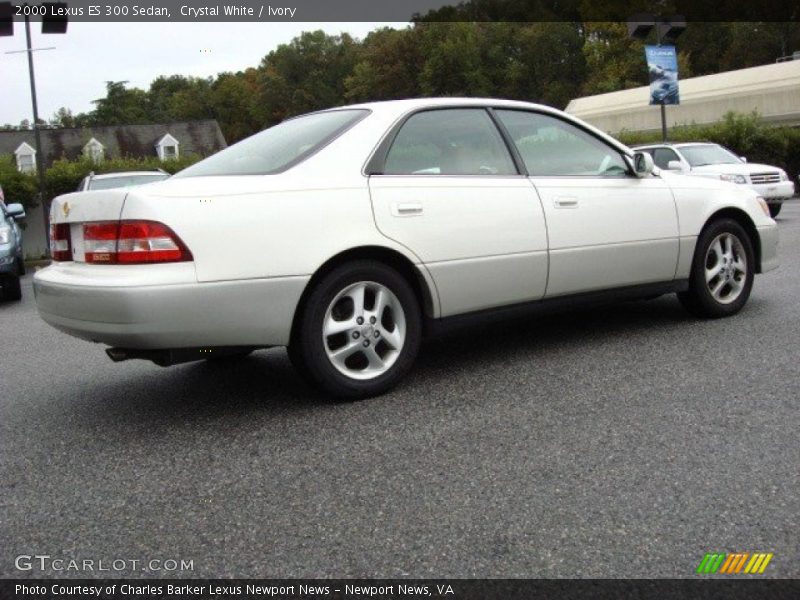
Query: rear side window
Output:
[[383, 109, 516, 176], [175, 109, 368, 177]]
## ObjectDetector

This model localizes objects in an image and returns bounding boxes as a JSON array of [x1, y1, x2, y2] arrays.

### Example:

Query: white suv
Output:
[[634, 142, 794, 217]]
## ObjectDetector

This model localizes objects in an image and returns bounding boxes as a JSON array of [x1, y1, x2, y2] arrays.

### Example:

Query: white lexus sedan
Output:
[[34, 98, 779, 398]]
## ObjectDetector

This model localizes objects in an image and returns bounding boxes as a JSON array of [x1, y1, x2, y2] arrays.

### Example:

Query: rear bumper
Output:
[[757, 224, 779, 273], [33, 262, 308, 349]]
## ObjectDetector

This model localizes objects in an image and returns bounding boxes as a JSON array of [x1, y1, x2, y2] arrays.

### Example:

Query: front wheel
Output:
[[289, 261, 422, 399], [677, 218, 754, 318], [768, 203, 782, 218]]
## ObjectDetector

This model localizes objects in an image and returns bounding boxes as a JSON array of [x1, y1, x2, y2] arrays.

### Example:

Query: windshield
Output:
[[680, 144, 741, 167], [88, 174, 169, 190], [175, 109, 368, 178]]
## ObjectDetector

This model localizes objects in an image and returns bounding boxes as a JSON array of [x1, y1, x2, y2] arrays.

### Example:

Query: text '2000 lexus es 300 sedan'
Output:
[[34, 98, 779, 398]]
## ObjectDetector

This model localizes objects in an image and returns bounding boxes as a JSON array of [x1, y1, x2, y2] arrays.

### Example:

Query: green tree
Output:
[[345, 27, 422, 102], [91, 81, 150, 125], [581, 22, 692, 96], [0, 155, 38, 210], [165, 77, 215, 122], [49, 107, 76, 128], [720, 22, 800, 70], [502, 22, 586, 107], [147, 75, 198, 122], [416, 22, 493, 96], [209, 70, 261, 143], [254, 30, 361, 126]]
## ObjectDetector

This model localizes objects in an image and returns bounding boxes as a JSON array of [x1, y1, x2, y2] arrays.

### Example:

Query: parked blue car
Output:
[[0, 186, 26, 301]]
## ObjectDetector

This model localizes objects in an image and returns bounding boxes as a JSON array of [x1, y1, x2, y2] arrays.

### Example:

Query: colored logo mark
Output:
[[696, 552, 773, 574]]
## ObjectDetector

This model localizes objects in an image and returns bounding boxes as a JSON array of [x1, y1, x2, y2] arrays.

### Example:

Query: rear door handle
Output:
[[554, 196, 579, 208], [392, 202, 424, 216]]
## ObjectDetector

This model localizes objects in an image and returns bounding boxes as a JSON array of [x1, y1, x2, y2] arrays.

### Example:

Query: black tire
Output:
[[1, 275, 22, 301], [289, 260, 422, 399], [677, 218, 754, 318], [17, 257, 26, 276], [768, 203, 782, 218]]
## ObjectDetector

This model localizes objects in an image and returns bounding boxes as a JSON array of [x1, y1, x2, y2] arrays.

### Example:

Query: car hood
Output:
[[690, 162, 783, 175], [658, 170, 750, 193]]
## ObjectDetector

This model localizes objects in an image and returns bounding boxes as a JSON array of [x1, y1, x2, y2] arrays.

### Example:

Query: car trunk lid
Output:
[[49, 190, 129, 263], [50, 190, 128, 225]]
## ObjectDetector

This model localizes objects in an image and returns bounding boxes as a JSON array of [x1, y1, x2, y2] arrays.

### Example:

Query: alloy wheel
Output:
[[322, 281, 406, 380], [704, 232, 747, 305]]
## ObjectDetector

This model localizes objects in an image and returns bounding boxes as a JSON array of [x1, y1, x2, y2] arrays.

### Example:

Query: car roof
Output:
[[89, 171, 167, 179], [330, 97, 633, 156], [632, 142, 718, 149]]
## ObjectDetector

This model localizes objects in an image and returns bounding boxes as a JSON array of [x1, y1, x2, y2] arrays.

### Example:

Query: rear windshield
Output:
[[175, 109, 369, 178], [88, 174, 169, 190]]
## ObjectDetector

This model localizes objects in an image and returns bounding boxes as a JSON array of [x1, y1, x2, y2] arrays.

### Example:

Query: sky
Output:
[[0, 22, 404, 126]]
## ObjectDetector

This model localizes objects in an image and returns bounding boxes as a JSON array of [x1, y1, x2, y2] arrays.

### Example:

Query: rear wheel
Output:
[[289, 261, 422, 399], [768, 203, 782, 218], [677, 218, 754, 318], [17, 257, 26, 276], [1, 275, 22, 301]]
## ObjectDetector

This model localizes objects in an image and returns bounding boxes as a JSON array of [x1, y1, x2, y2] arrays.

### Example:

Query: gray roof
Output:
[[0, 120, 227, 167]]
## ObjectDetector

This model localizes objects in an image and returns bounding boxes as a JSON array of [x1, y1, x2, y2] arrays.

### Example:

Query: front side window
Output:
[[679, 144, 741, 167], [496, 110, 629, 177], [383, 109, 516, 176], [652, 147, 680, 169], [175, 109, 368, 178]]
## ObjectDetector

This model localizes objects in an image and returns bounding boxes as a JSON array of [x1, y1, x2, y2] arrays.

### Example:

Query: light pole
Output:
[[1, 2, 68, 255], [23, 14, 49, 241], [627, 14, 686, 142]]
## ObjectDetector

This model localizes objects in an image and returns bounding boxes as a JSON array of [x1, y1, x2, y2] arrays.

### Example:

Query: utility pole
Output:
[[24, 13, 50, 244], [1, 2, 68, 256]]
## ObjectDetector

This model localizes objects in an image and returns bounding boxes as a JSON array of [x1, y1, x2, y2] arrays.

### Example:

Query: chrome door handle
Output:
[[554, 196, 579, 208], [392, 202, 424, 216]]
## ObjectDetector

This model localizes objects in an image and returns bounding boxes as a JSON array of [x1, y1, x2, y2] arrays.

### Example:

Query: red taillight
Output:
[[50, 223, 72, 261], [83, 220, 192, 264]]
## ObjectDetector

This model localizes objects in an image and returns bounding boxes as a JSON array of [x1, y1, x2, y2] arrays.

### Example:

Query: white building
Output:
[[566, 60, 800, 134]]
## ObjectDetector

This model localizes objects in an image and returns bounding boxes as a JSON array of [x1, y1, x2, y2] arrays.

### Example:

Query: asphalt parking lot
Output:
[[1, 202, 798, 579]]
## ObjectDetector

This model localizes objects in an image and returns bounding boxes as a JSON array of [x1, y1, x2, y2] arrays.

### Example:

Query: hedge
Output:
[[0, 154, 202, 212], [617, 111, 800, 182], [0, 155, 39, 210], [45, 154, 201, 203]]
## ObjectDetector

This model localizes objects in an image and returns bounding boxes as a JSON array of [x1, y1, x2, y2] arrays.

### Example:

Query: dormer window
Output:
[[155, 133, 180, 161], [14, 142, 36, 173], [83, 137, 105, 162]]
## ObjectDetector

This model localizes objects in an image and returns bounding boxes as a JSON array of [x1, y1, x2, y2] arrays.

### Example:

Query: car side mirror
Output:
[[633, 152, 655, 177], [6, 203, 26, 219], [667, 160, 685, 172], [740, 156, 747, 163]]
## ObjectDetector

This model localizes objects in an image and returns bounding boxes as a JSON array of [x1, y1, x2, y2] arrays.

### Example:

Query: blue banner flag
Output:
[[645, 45, 680, 105]]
